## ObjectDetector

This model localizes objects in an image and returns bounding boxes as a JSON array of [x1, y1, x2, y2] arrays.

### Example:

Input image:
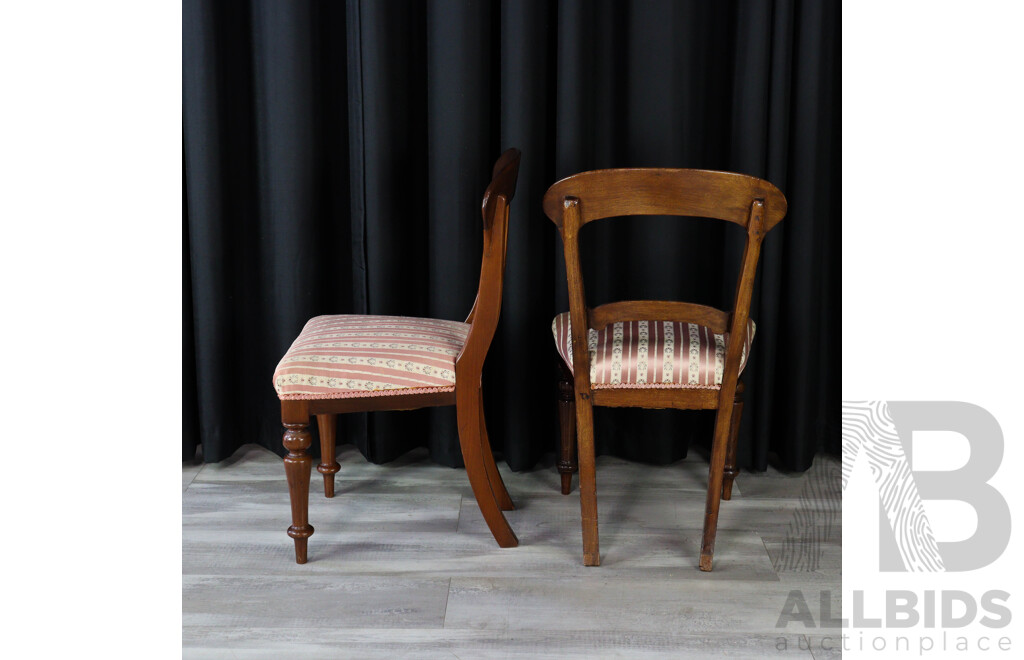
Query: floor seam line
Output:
[[184, 464, 204, 491], [441, 577, 452, 629]]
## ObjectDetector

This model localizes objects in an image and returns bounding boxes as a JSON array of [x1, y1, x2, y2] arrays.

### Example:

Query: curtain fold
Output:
[[184, 0, 840, 472]]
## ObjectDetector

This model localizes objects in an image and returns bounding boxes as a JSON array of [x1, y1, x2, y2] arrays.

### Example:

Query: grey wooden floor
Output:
[[184, 444, 841, 658]]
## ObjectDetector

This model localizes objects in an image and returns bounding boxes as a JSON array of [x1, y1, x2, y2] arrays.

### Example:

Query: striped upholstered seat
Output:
[[273, 315, 470, 400], [551, 312, 755, 389]]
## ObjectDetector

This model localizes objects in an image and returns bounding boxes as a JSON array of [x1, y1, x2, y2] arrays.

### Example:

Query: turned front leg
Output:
[[556, 360, 578, 495], [722, 382, 745, 500], [283, 419, 314, 564]]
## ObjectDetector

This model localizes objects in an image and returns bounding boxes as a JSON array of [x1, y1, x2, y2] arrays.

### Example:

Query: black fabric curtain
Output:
[[183, 0, 840, 473]]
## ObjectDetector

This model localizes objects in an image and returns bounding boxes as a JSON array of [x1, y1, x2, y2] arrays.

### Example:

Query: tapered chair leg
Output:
[[722, 382, 744, 501], [557, 361, 578, 495], [456, 385, 518, 548], [317, 414, 340, 498], [699, 399, 735, 572], [282, 416, 314, 564], [576, 393, 600, 566], [478, 389, 514, 511]]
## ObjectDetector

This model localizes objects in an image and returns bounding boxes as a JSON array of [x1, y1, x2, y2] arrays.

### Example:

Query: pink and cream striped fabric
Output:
[[551, 312, 755, 389], [273, 315, 470, 400]]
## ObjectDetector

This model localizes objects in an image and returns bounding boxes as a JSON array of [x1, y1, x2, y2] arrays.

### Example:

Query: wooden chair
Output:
[[544, 168, 786, 570], [272, 149, 521, 563]]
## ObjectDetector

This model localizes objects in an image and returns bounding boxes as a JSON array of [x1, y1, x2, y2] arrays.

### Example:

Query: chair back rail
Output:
[[543, 168, 786, 230], [588, 301, 730, 334]]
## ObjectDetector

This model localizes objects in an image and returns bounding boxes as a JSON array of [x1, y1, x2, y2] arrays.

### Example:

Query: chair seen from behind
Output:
[[544, 168, 787, 570]]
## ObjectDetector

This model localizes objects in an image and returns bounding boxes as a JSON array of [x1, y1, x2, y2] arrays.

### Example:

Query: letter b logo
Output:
[[842, 401, 1010, 571]]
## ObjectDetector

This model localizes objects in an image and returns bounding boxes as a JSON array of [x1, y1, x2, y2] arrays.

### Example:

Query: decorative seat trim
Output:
[[275, 386, 456, 401]]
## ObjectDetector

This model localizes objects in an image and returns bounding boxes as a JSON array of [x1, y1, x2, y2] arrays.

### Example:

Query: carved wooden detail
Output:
[[556, 358, 578, 495], [282, 418, 313, 564]]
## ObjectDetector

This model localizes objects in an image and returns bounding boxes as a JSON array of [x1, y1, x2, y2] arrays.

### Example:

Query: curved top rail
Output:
[[542, 168, 786, 232]]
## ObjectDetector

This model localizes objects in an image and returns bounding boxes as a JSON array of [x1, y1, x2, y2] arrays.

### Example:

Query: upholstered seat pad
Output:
[[274, 315, 470, 400], [551, 312, 754, 389]]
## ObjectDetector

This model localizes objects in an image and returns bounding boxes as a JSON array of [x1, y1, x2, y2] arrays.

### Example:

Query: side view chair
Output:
[[272, 149, 522, 563], [544, 168, 786, 570]]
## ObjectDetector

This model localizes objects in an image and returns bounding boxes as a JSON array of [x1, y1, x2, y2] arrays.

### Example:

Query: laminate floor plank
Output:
[[183, 443, 841, 657], [442, 576, 821, 635], [184, 527, 777, 581], [183, 627, 815, 659], [457, 488, 840, 541], [183, 481, 462, 533], [764, 538, 842, 572], [183, 575, 450, 629]]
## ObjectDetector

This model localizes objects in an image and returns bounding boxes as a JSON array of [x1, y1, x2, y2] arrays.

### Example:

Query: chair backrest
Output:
[[457, 148, 521, 372], [542, 168, 786, 394]]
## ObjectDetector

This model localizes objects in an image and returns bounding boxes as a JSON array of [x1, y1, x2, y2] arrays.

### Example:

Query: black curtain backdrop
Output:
[[183, 0, 840, 473]]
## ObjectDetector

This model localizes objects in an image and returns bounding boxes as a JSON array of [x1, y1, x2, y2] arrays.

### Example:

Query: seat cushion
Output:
[[273, 315, 470, 400], [551, 312, 754, 389]]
